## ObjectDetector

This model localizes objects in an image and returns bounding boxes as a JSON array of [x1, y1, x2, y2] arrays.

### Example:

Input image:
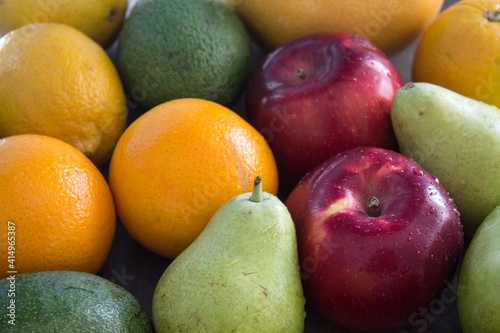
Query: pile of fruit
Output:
[[0, 0, 499, 331]]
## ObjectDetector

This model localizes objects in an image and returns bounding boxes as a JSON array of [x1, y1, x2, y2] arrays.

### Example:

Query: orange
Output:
[[0, 0, 128, 48], [0, 134, 116, 279], [109, 98, 279, 259], [0, 23, 127, 167], [413, 0, 500, 109], [225, 0, 444, 55]]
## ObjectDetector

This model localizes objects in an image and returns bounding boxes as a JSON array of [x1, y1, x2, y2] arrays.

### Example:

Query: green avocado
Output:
[[0, 271, 153, 332]]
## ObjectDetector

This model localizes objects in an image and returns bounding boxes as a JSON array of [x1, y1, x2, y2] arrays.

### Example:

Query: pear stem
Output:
[[402, 82, 415, 90], [250, 176, 263, 202]]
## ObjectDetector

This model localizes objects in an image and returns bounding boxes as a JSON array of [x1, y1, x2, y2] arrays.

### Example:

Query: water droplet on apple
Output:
[[412, 168, 424, 176], [407, 237, 412, 242], [416, 250, 421, 256], [266, 81, 282, 89], [429, 206, 435, 214], [429, 254, 434, 260]]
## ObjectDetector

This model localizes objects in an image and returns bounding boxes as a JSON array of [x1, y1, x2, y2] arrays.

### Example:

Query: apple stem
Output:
[[367, 196, 381, 217], [485, 10, 500, 22], [250, 176, 263, 202], [295, 68, 307, 80]]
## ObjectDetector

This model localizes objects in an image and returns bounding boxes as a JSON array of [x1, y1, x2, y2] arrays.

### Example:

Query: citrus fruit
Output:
[[0, 23, 127, 166], [0, 0, 128, 48], [0, 134, 116, 279], [226, 0, 444, 55], [108, 98, 278, 259], [116, 0, 252, 111], [413, 0, 500, 109]]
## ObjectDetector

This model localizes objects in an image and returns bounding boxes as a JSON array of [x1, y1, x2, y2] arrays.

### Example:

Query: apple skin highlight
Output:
[[246, 32, 403, 190], [286, 147, 464, 332]]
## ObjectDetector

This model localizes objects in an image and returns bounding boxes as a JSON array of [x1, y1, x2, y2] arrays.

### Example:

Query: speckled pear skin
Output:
[[391, 82, 500, 237], [458, 205, 500, 332], [152, 187, 306, 332]]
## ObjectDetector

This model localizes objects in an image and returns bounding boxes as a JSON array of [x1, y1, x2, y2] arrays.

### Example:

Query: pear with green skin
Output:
[[152, 177, 306, 332], [458, 205, 500, 332], [391, 82, 500, 237]]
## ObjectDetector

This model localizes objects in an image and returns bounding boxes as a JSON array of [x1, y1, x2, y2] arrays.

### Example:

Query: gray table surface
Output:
[[100, 0, 466, 331]]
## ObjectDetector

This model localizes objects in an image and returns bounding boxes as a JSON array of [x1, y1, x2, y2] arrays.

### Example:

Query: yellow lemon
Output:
[[227, 0, 444, 55], [0, 23, 127, 166], [0, 0, 128, 47]]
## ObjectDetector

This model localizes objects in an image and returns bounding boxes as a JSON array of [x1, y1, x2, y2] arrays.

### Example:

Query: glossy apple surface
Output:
[[285, 147, 464, 332], [246, 33, 402, 189]]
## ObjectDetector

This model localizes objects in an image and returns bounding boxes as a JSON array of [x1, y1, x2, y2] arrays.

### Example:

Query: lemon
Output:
[[226, 0, 444, 55], [0, 0, 128, 47], [0, 23, 127, 166]]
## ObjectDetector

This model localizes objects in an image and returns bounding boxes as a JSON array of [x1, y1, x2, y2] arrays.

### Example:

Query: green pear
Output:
[[152, 177, 306, 332], [391, 82, 500, 237], [457, 205, 500, 332]]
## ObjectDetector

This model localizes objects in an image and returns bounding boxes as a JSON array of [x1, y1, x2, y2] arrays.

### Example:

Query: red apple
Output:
[[246, 32, 403, 190], [285, 147, 464, 332]]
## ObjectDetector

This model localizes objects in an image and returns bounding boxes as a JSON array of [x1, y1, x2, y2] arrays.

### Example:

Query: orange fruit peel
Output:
[[109, 98, 278, 259]]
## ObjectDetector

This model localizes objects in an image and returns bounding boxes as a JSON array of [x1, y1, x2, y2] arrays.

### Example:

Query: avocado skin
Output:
[[0, 270, 153, 332]]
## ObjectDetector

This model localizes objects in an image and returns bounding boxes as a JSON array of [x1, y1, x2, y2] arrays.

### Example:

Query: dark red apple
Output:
[[285, 147, 464, 332], [246, 32, 403, 190]]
